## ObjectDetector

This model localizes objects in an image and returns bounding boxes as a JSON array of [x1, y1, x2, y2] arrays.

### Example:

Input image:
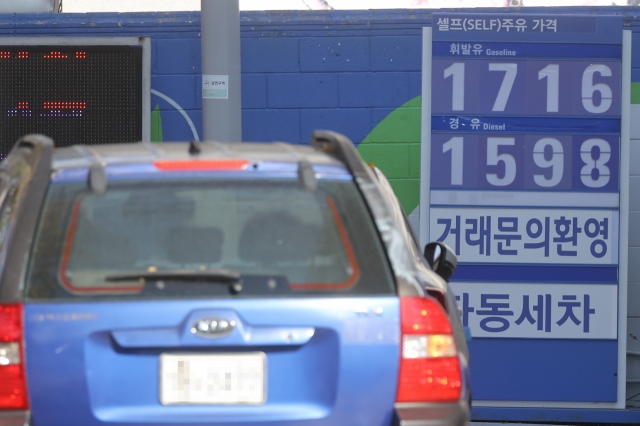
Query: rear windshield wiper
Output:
[[104, 269, 243, 294]]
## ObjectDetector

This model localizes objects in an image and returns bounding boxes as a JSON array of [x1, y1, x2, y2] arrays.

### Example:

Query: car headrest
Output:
[[239, 211, 319, 264]]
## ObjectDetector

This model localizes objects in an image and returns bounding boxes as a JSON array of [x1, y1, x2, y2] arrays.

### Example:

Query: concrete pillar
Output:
[[201, 0, 242, 142]]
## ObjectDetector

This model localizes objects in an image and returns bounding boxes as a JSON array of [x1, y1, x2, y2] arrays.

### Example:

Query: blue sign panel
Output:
[[424, 13, 624, 404]]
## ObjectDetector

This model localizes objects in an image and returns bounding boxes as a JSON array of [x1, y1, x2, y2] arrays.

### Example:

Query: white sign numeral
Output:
[[533, 138, 563, 187], [443, 136, 464, 185], [486, 137, 516, 186], [581, 64, 613, 114], [580, 138, 611, 188], [538, 64, 559, 113], [488, 63, 518, 112], [444, 62, 465, 111]]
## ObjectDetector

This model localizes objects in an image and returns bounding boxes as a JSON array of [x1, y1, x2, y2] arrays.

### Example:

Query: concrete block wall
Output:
[[135, 9, 430, 147], [235, 10, 425, 149]]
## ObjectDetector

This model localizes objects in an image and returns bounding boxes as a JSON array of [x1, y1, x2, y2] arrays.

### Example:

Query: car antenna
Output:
[[189, 140, 201, 155]]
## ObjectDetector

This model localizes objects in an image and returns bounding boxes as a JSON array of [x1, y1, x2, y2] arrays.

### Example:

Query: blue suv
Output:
[[0, 131, 470, 426]]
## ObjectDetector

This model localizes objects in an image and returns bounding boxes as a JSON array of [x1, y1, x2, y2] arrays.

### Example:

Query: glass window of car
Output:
[[26, 176, 396, 300]]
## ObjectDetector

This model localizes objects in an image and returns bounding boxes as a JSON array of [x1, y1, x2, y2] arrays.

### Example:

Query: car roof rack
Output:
[[310, 130, 370, 179]]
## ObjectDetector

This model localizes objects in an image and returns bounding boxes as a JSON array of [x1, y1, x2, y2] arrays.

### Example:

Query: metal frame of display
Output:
[[0, 36, 151, 142]]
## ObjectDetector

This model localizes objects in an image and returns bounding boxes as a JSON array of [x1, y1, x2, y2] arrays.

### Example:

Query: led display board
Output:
[[0, 38, 149, 159]]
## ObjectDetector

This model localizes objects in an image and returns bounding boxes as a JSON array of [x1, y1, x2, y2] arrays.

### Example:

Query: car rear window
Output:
[[25, 177, 396, 300]]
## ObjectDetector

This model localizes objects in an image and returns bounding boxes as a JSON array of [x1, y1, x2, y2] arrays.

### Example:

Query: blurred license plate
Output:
[[159, 353, 266, 405]]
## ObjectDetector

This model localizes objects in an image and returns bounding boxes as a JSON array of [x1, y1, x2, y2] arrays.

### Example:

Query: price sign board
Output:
[[0, 37, 150, 158], [420, 14, 630, 407]]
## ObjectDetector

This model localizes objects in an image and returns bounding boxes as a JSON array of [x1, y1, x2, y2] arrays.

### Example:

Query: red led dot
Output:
[[17, 51, 28, 59], [43, 101, 86, 109], [44, 51, 68, 59]]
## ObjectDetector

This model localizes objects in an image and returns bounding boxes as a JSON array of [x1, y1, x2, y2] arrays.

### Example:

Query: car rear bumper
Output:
[[394, 402, 469, 426], [0, 411, 29, 426]]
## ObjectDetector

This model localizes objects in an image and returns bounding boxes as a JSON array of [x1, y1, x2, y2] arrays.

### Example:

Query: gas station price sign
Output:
[[421, 14, 629, 407], [0, 44, 143, 158]]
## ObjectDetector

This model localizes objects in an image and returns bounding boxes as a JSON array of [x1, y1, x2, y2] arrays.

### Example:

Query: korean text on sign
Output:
[[436, 16, 568, 33], [430, 207, 618, 264], [451, 283, 617, 339]]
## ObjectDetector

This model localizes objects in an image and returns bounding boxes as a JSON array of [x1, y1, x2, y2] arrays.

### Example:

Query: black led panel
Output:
[[0, 45, 142, 158]]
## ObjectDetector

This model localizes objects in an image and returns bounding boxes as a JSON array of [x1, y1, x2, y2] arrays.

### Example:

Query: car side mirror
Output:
[[424, 242, 457, 282]]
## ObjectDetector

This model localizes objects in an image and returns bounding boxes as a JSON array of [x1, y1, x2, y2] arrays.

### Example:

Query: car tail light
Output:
[[0, 304, 28, 410], [426, 288, 447, 311], [396, 297, 461, 403]]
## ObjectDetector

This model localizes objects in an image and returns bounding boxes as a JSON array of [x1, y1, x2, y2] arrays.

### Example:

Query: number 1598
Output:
[[430, 134, 619, 191]]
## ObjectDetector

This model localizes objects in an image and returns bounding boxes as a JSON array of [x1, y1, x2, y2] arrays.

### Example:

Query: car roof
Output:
[[51, 141, 348, 171]]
